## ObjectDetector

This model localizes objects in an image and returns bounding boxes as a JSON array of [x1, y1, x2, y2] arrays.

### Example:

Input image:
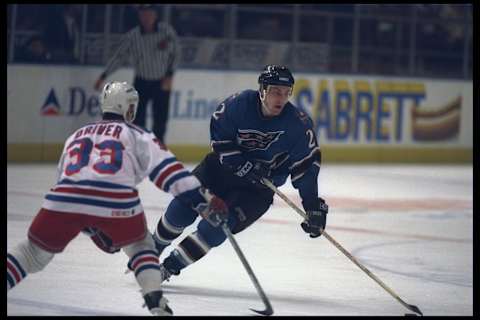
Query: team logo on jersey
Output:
[[40, 89, 61, 116], [236, 129, 284, 151]]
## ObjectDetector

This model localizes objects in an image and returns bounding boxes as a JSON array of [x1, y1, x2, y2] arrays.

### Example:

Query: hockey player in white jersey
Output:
[[6, 81, 229, 316]]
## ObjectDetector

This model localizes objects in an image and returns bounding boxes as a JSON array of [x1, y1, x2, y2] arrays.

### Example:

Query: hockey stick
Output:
[[220, 222, 274, 316], [261, 178, 423, 316]]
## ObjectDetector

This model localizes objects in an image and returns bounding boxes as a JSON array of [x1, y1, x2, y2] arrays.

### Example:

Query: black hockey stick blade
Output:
[[250, 306, 274, 316], [221, 222, 274, 316], [406, 304, 423, 316]]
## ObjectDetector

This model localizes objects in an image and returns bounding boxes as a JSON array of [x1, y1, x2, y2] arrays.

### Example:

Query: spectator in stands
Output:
[[44, 4, 81, 63], [239, 15, 286, 41], [261, 18, 285, 41], [173, 9, 221, 38], [16, 35, 52, 63]]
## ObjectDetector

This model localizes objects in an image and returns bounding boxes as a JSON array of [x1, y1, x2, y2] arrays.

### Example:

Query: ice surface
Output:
[[7, 163, 473, 316]]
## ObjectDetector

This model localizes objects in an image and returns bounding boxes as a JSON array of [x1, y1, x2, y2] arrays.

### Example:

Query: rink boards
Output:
[[7, 65, 472, 163]]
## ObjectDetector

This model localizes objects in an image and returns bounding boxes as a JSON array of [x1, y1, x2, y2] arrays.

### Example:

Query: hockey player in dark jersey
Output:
[[147, 65, 329, 280]]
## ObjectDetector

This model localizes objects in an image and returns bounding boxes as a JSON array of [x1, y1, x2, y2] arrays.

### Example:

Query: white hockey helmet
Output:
[[100, 81, 139, 123]]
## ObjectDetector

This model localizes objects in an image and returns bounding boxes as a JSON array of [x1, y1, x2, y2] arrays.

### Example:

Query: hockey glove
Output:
[[234, 160, 271, 185], [82, 227, 120, 254], [194, 188, 229, 227], [300, 197, 329, 238]]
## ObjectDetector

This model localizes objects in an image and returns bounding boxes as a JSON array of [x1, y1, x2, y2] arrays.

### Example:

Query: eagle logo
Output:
[[236, 129, 284, 151]]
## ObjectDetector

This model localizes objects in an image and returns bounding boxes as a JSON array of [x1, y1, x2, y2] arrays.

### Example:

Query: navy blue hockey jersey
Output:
[[210, 89, 321, 210]]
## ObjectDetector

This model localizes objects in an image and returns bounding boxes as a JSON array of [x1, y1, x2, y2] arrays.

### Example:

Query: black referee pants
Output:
[[133, 77, 171, 143]]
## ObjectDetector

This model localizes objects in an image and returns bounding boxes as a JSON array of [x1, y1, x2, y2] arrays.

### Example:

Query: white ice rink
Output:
[[7, 163, 473, 316]]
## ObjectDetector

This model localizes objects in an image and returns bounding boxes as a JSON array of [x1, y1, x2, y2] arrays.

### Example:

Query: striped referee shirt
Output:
[[101, 22, 179, 81]]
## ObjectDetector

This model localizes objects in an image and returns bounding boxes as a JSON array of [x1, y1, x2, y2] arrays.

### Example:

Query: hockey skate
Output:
[[159, 263, 172, 282], [143, 290, 173, 316], [159, 261, 180, 283]]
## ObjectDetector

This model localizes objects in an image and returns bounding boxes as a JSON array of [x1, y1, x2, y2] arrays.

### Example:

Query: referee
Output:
[[94, 4, 179, 143]]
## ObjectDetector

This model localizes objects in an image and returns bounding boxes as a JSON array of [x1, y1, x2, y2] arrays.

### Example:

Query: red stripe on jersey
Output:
[[53, 187, 138, 199], [155, 163, 184, 189], [132, 256, 159, 270], [7, 261, 21, 282]]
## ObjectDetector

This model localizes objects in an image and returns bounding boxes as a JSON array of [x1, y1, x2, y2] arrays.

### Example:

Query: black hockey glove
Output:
[[234, 160, 271, 186], [300, 197, 329, 238], [82, 227, 120, 254]]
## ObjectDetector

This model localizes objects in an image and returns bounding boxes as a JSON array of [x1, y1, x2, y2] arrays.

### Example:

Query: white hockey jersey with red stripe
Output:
[[43, 120, 203, 217]]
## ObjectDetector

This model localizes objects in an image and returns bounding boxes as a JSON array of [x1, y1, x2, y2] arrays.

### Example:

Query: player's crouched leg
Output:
[[152, 197, 199, 257], [123, 233, 173, 316], [160, 215, 238, 278], [7, 240, 54, 292]]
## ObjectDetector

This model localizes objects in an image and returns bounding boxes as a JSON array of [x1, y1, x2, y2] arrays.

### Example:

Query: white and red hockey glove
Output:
[[194, 188, 229, 227]]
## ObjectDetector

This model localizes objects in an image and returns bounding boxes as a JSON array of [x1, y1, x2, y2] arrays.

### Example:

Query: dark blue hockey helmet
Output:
[[258, 65, 295, 89]]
